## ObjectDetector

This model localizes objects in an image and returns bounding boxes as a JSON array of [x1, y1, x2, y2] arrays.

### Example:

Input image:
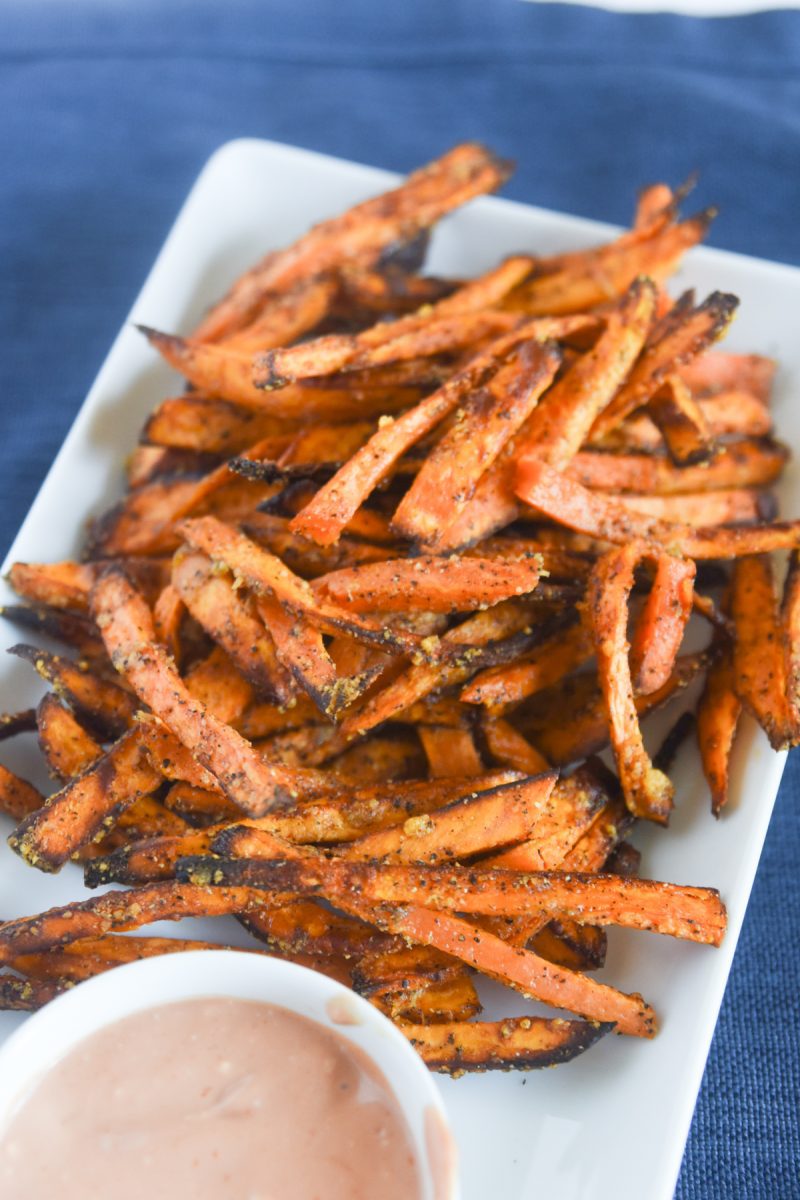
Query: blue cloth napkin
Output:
[[1, 2, 799, 1194]]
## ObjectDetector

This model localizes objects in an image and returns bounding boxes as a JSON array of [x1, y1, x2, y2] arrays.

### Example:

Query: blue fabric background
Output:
[[1, 1, 798, 1194]]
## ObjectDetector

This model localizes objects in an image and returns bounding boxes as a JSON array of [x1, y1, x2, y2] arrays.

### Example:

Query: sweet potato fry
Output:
[[0, 709, 37, 742], [0, 883, 268, 963], [461, 619, 592, 708], [163, 782, 241, 826], [511, 212, 713, 316], [8, 644, 137, 739], [419, 726, 484, 778], [618, 489, 774, 527], [339, 600, 541, 738], [185, 855, 725, 945], [193, 142, 511, 342], [313, 554, 544, 615], [7, 560, 101, 612], [380, 973, 481, 1025], [182, 646, 254, 725], [519, 653, 704, 767], [1, 603, 106, 660], [512, 277, 656, 469], [647, 374, 715, 465], [8, 727, 164, 872], [92, 569, 338, 813], [152, 584, 184, 662], [172, 548, 293, 703], [781, 550, 800, 736], [516, 457, 800, 559], [591, 390, 772, 452], [400, 1015, 610, 1072], [391, 340, 561, 543], [697, 640, 741, 816], [729, 555, 794, 749], [528, 921, 607, 972], [9, 933, 266, 985], [327, 734, 425, 783], [179, 516, 443, 661], [36, 693, 102, 780], [341, 773, 558, 864], [287, 316, 593, 546], [590, 291, 738, 438], [679, 352, 776, 403], [0, 974, 63, 1011], [220, 273, 338, 355], [143, 394, 295, 453], [0, 764, 44, 821], [480, 715, 552, 773], [568, 438, 788, 495], [629, 555, 695, 695], [587, 543, 674, 822]]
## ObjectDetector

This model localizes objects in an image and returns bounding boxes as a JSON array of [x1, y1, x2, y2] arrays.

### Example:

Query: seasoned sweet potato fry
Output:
[[679, 351, 775, 403], [0, 883, 268, 963], [179, 516, 443, 661], [313, 555, 543, 615], [391, 340, 561, 543], [516, 457, 800, 559], [400, 1015, 610, 1072], [462, 619, 592, 708], [8, 727, 164, 872], [0, 974, 63, 1011], [193, 142, 511, 342], [587, 544, 674, 822], [590, 291, 738, 438], [8, 644, 137, 739], [511, 277, 656, 469], [172, 549, 293, 703], [419, 726, 484, 778], [618, 489, 774, 527], [629, 555, 695, 695], [0, 764, 44, 822], [569, 438, 787, 495], [481, 715, 552, 773], [92, 569, 338, 813], [0, 709, 37, 742], [9, 933, 266, 985], [729, 556, 794, 749], [143, 394, 295, 453]]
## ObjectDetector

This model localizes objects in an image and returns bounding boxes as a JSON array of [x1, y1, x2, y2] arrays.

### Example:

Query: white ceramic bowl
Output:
[[0, 949, 459, 1200]]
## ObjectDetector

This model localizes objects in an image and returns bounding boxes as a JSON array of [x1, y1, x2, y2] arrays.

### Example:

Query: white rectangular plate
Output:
[[1, 138, 797, 1200]]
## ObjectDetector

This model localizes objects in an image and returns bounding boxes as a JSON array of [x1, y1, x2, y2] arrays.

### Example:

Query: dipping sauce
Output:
[[0, 997, 423, 1200]]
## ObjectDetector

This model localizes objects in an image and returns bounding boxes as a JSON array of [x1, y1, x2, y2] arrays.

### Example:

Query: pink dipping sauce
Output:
[[0, 997, 423, 1200]]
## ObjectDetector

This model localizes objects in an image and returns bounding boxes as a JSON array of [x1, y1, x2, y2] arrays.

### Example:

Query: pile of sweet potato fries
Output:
[[1, 142, 796, 1074]]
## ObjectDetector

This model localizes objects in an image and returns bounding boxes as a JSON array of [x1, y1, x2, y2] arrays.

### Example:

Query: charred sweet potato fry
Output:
[[0, 883, 269, 963], [0, 974, 63, 1011], [0, 708, 37, 742], [8, 727, 164, 872], [400, 1015, 610, 1072], [569, 438, 788, 495], [8, 644, 137, 739]]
